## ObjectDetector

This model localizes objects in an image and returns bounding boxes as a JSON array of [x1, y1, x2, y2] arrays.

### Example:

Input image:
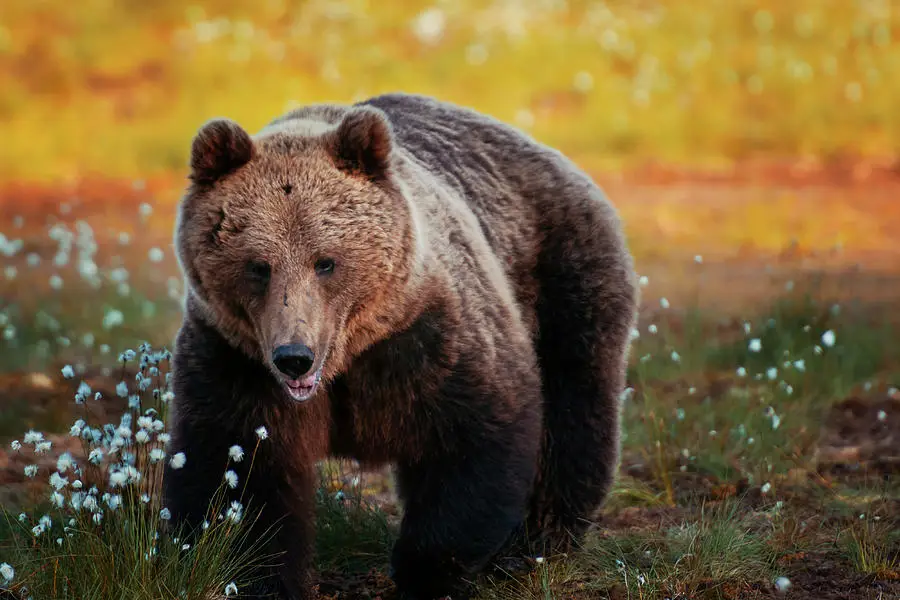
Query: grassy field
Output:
[[2, 0, 900, 598], [1, 276, 898, 599]]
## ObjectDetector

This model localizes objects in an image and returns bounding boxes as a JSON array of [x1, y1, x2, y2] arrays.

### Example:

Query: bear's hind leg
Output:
[[526, 193, 637, 553]]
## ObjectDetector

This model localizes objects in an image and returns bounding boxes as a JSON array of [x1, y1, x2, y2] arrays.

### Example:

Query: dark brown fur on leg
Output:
[[163, 313, 328, 599], [389, 374, 541, 599], [525, 190, 637, 554]]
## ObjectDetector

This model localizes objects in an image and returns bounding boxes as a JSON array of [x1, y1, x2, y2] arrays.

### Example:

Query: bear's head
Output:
[[175, 106, 421, 402]]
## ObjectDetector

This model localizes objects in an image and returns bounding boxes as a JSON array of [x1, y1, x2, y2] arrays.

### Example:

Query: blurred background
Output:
[[1, 0, 899, 448]]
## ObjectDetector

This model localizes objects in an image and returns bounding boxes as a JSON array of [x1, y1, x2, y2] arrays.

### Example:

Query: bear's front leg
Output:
[[390, 405, 541, 600], [162, 316, 320, 600]]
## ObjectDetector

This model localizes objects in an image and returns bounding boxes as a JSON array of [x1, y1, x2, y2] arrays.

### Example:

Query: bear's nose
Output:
[[272, 344, 315, 379]]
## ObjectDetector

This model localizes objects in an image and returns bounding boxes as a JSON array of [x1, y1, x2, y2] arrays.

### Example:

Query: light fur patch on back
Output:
[[255, 118, 335, 140]]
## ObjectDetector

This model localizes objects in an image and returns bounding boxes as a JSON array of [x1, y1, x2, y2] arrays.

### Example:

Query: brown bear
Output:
[[162, 92, 637, 600]]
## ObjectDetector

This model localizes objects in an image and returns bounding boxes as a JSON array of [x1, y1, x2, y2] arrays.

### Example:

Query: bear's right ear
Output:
[[189, 119, 255, 185]]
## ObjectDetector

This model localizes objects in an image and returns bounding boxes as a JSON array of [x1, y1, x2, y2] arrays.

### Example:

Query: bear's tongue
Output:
[[287, 371, 319, 389]]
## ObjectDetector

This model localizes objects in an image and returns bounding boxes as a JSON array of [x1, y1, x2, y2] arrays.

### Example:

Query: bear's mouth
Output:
[[283, 367, 323, 402]]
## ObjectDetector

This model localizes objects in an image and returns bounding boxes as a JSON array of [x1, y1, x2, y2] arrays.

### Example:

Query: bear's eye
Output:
[[314, 258, 336, 277], [246, 260, 271, 286]]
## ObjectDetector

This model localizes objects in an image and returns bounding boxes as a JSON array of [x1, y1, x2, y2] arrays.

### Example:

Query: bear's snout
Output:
[[272, 343, 315, 379]]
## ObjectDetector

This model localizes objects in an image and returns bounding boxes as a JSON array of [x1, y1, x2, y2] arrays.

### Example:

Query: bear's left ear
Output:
[[329, 107, 393, 181]]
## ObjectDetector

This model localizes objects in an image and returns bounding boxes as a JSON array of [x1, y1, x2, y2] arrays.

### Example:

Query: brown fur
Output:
[[163, 93, 638, 600]]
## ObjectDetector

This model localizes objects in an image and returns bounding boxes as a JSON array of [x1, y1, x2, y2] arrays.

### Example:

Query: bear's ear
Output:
[[329, 107, 393, 181], [189, 118, 255, 185]]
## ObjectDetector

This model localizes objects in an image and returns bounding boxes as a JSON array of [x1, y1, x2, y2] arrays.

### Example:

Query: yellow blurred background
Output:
[[2, 0, 898, 183]]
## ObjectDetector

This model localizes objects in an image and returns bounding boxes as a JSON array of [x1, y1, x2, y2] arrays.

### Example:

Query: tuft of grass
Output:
[[313, 466, 396, 575], [581, 499, 777, 599], [833, 491, 900, 580], [0, 345, 279, 599]]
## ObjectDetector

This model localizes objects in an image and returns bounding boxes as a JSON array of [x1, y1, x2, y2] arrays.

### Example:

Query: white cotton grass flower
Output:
[[761, 482, 772, 494], [0, 562, 13, 583], [107, 494, 122, 511], [116, 381, 129, 397], [170, 452, 186, 469], [224, 470, 239, 489], [69, 419, 85, 437], [23, 430, 44, 444], [75, 381, 91, 403], [149, 448, 166, 462], [748, 338, 762, 352], [660, 297, 670, 309], [89, 448, 104, 464], [49, 472, 68, 491], [821, 330, 836, 347], [135, 430, 150, 444], [35, 441, 52, 454], [226, 500, 243, 522], [61, 364, 74, 378], [24, 465, 38, 478], [774, 576, 791, 594], [225, 582, 238, 597], [255, 426, 269, 440], [57, 452, 75, 473], [229, 445, 245, 462], [159, 508, 172, 521], [877, 410, 887, 422], [10, 440, 21, 451], [82, 495, 99, 513], [70, 492, 85, 511], [109, 470, 127, 488]]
